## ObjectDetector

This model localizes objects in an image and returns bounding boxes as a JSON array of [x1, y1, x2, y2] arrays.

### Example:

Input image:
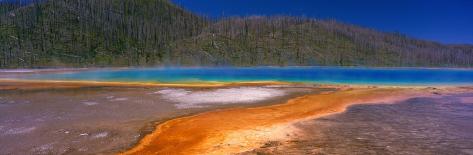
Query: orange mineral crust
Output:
[[0, 79, 291, 90], [122, 88, 429, 155]]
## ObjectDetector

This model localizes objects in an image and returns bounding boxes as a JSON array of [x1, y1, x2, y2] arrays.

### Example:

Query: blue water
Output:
[[24, 67, 473, 86]]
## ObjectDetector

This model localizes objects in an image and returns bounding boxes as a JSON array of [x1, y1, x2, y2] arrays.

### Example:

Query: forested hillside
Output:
[[170, 17, 473, 67], [0, 0, 206, 67], [1, 0, 472, 68]]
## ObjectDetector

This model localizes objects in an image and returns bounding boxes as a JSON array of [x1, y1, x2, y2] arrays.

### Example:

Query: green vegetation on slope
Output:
[[0, 0, 206, 67], [1, 0, 472, 68], [170, 17, 473, 67]]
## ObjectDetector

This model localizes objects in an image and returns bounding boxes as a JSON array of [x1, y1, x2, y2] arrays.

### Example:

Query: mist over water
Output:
[[25, 67, 473, 85]]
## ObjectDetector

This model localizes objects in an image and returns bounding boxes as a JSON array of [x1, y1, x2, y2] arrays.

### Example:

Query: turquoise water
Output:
[[25, 67, 473, 86]]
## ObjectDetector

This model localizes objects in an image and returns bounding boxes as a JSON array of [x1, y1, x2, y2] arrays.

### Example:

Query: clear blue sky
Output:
[[172, 0, 473, 45]]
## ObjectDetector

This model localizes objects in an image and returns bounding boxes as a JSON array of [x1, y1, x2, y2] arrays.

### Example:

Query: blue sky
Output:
[[172, 0, 473, 45]]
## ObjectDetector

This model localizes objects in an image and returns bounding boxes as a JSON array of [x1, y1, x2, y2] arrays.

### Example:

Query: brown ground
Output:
[[0, 79, 319, 154], [3, 77, 469, 155], [243, 92, 473, 155], [122, 87, 438, 155]]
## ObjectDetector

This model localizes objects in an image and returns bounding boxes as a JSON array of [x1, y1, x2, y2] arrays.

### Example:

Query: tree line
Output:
[[0, 0, 206, 67], [1, 0, 472, 68]]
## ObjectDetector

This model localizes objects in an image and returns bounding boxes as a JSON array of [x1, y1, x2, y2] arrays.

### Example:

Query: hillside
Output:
[[0, 0, 472, 68], [0, 0, 206, 67], [169, 17, 473, 67]]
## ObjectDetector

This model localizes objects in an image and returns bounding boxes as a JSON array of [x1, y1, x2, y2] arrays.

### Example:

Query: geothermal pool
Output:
[[1, 67, 473, 154], [20, 67, 473, 85]]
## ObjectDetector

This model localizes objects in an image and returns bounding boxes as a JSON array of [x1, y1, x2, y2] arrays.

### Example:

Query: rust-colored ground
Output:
[[0, 79, 290, 91], [122, 87, 431, 155]]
